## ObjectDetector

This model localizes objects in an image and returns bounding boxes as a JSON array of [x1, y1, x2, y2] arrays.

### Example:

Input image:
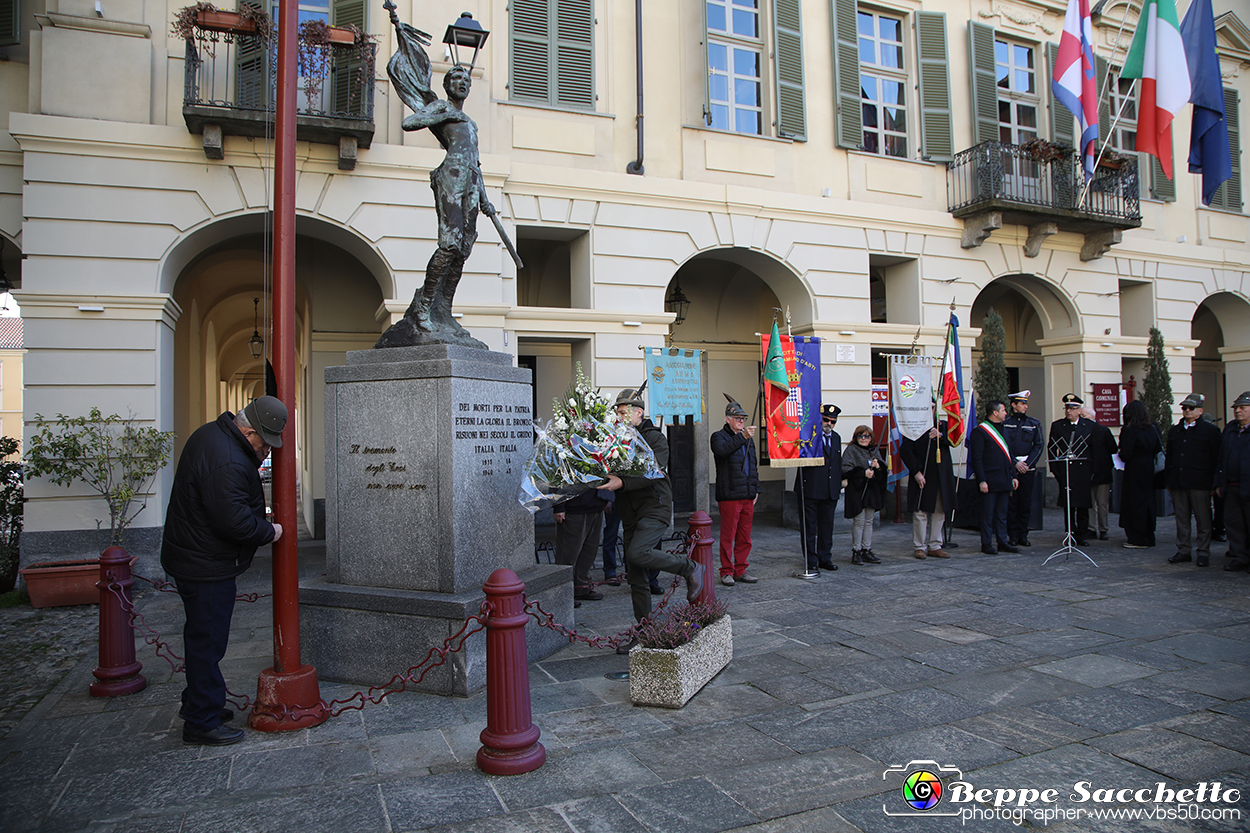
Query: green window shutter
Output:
[[1046, 42, 1074, 147], [511, 0, 552, 103], [331, 0, 366, 116], [1211, 87, 1242, 212], [830, 0, 861, 149], [0, 0, 19, 48], [1151, 156, 1176, 202], [773, 0, 806, 140], [236, 0, 270, 110], [968, 21, 998, 145], [1096, 55, 1111, 143], [915, 11, 952, 161], [702, 12, 712, 125], [554, 0, 594, 109]]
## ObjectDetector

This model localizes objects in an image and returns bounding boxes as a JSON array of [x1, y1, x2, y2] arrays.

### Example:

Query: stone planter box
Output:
[[628, 615, 732, 708]]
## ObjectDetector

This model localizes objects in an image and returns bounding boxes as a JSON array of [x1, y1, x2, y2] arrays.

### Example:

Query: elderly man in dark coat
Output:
[[799, 404, 842, 572], [901, 421, 956, 559], [1166, 393, 1223, 566], [1049, 393, 1095, 547], [1215, 391, 1250, 572]]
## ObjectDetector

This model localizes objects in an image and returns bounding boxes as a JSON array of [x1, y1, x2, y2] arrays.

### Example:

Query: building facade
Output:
[[4, 0, 1247, 562]]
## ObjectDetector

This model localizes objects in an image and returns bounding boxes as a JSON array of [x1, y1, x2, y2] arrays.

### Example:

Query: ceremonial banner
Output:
[[761, 326, 822, 467], [644, 348, 703, 423], [889, 355, 935, 441]]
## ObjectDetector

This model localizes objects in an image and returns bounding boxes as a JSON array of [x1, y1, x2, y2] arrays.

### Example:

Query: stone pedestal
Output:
[[301, 345, 571, 695]]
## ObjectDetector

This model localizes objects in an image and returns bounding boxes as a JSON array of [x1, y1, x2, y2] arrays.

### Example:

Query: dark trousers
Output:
[[176, 576, 237, 731], [601, 509, 620, 578], [1007, 471, 1034, 542], [980, 489, 1011, 547], [1226, 491, 1250, 567], [622, 512, 692, 622], [1170, 488, 1213, 560], [803, 497, 837, 568], [555, 511, 603, 588], [1060, 503, 1088, 541]]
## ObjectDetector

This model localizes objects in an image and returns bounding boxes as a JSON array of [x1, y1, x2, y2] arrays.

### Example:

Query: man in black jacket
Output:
[[1215, 391, 1250, 572], [799, 404, 842, 572], [970, 400, 1019, 554], [603, 389, 703, 646], [1001, 390, 1043, 547], [1049, 393, 1095, 546], [901, 421, 956, 559], [711, 399, 760, 586], [1166, 393, 1223, 567], [161, 396, 287, 746]]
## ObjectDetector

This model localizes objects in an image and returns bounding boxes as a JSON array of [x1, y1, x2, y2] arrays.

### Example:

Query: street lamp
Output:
[[443, 12, 489, 70], [665, 278, 690, 325], [248, 297, 264, 359]]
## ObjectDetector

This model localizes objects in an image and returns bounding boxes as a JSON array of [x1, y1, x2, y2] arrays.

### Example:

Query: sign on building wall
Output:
[[644, 348, 703, 423], [1092, 383, 1121, 426]]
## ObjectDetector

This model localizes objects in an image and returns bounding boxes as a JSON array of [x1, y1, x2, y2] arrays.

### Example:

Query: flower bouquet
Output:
[[519, 364, 664, 513]]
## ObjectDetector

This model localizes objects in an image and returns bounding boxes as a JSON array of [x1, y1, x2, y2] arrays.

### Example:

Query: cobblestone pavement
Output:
[[2, 508, 1249, 833], [0, 602, 97, 739]]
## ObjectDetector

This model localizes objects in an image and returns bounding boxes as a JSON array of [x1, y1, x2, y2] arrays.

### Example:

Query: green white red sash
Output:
[[980, 422, 1013, 463]]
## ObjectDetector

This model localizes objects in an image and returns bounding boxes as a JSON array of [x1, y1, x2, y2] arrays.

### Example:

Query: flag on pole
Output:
[[940, 314, 965, 446], [760, 323, 819, 467], [762, 319, 789, 427], [1052, 0, 1100, 181], [1180, 0, 1231, 205], [1121, 0, 1191, 180], [887, 407, 907, 491]]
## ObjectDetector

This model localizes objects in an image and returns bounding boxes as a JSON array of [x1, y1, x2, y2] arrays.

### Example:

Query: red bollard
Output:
[[90, 546, 146, 697], [477, 568, 545, 775], [687, 511, 716, 606]]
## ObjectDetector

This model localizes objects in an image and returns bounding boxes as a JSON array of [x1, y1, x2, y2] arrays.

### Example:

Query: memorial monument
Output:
[[300, 6, 568, 695]]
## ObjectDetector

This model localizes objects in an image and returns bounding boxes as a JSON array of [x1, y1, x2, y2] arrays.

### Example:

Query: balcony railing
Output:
[[948, 141, 1142, 227], [181, 19, 376, 167]]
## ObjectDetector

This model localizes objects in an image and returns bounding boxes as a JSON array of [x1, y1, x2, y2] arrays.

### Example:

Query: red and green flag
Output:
[[1121, 0, 1191, 179]]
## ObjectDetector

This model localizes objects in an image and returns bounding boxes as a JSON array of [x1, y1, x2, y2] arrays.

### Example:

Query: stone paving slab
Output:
[[2, 507, 1249, 832]]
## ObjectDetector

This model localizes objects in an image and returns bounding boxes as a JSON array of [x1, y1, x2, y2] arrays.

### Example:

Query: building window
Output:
[[706, 0, 763, 135], [996, 39, 1038, 144], [1107, 72, 1137, 152], [858, 10, 906, 157], [510, 0, 595, 110]]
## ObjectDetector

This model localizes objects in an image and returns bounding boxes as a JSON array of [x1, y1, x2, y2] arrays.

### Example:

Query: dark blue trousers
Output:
[[980, 490, 1011, 548], [176, 576, 237, 730]]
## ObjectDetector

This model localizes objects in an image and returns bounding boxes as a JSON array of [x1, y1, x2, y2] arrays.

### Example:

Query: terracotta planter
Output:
[[195, 9, 259, 35], [19, 559, 102, 608], [628, 615, 732, 708], [326, 26, 357, 46]]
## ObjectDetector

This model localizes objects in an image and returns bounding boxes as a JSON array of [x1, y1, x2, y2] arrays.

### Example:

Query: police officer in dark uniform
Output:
[[1001, 390, 1044, 547], [1049, 393, 1095, 546], [799, 404, 842, 572]]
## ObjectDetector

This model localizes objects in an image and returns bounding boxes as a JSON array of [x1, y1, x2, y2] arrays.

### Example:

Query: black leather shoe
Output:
[[1168, 553, 1192, 564], [1213, 533, 1227, 543], [1018, 537, 1031, 547], [615, 637, 639, 655], [1098, 532, 1109, 540], [574, 587, 604, 601], [861, 550, 881, 564], [183, 723, 244, 746], [851, 550, 864, 565], [649, 584, 664, 595], [818, 561, 838, 571], [685, 563, 704, 603], [1075, 539, 1089, 547], [981, 545, 998, 555], [1197, 557, 1209, 567], [1224, 561, 1249, 572], [998, 543, 1020, 554], [179, 706, 234, 723]]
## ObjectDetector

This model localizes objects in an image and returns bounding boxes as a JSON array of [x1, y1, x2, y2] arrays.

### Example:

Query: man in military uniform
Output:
[[1001, 390, 1044, 547], [1049, 393, 1095, 546], [602, 388, 704, 652], [799, 404, 842, 572]]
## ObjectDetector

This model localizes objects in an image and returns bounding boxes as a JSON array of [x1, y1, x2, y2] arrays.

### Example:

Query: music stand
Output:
[[1044, 433, 1098, 566]]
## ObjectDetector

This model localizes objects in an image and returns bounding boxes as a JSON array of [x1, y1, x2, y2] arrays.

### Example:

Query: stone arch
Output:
[[670, 245, 814, 331], [1193, 291, 1250, 417]]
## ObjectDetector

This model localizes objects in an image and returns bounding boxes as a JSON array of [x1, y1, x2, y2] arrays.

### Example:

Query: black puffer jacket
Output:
[[711, 424, 759, 502], [615, 418, 671, 522], [161, 412, 275, 582], [1165, 417, 1222, 491]]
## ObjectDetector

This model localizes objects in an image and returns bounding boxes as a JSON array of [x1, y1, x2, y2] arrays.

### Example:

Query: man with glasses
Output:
[[799, 404, 842, 572], [1001, 391, 1043, 547], [711, 399, 760, 586], [161, 396, 287, 745], [1215, 391, 1250, 572], [1165, 393, 1223, 567], [1048, 393, 1094, 547]]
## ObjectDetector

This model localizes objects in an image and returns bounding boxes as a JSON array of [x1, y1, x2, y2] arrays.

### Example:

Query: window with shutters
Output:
[[701, 0, 806, 141], [510, 0, 595, 110], [858, 10, 906, 157], [996, 38, 1039, 144], [1107, 72, 1137, 153], [0, 0, 19, 48]]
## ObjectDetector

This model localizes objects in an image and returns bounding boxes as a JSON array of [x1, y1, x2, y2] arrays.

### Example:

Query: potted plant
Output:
[[19, 409, 174, 607], [628, 600, 732, 708], [171, 2, 273, 39]]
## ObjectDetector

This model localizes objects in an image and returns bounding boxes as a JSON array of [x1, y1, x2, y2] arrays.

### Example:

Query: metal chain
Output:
[[133, 571, 271, 603]]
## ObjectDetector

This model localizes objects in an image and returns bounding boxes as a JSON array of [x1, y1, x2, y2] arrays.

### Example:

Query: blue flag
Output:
[[1180, 0, 1231, 205]]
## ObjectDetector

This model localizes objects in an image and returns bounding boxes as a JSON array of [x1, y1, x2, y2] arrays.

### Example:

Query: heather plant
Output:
[[636, 600, 729, 649]]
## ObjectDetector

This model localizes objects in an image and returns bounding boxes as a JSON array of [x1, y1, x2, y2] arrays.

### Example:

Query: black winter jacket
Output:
[[1165, 417, 1222, 491], [711, 424, 759, 502], [1216, 421, 1250, 500], [615, 418, 671, 523], [161, 412, 275, 582], [799, 430, 842, 501]]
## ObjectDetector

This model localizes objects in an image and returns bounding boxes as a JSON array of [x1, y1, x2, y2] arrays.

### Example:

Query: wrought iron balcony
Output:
[[947, 141, 1142, 261], [181, 16, 376, 169]]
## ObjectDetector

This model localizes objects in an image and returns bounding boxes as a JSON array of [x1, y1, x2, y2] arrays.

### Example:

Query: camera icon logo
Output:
[[882, 760, 964, 817]]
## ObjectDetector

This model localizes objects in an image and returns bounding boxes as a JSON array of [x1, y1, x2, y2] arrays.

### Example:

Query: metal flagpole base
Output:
[[794, 569, 820, 580]]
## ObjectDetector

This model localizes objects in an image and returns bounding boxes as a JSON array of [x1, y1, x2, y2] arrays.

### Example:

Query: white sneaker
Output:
[[720, 575, 735, 587]]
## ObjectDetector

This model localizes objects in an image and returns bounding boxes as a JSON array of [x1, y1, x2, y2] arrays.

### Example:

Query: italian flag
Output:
[[1121, 0, 1190, 179], [940, 315, 965, 446]]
